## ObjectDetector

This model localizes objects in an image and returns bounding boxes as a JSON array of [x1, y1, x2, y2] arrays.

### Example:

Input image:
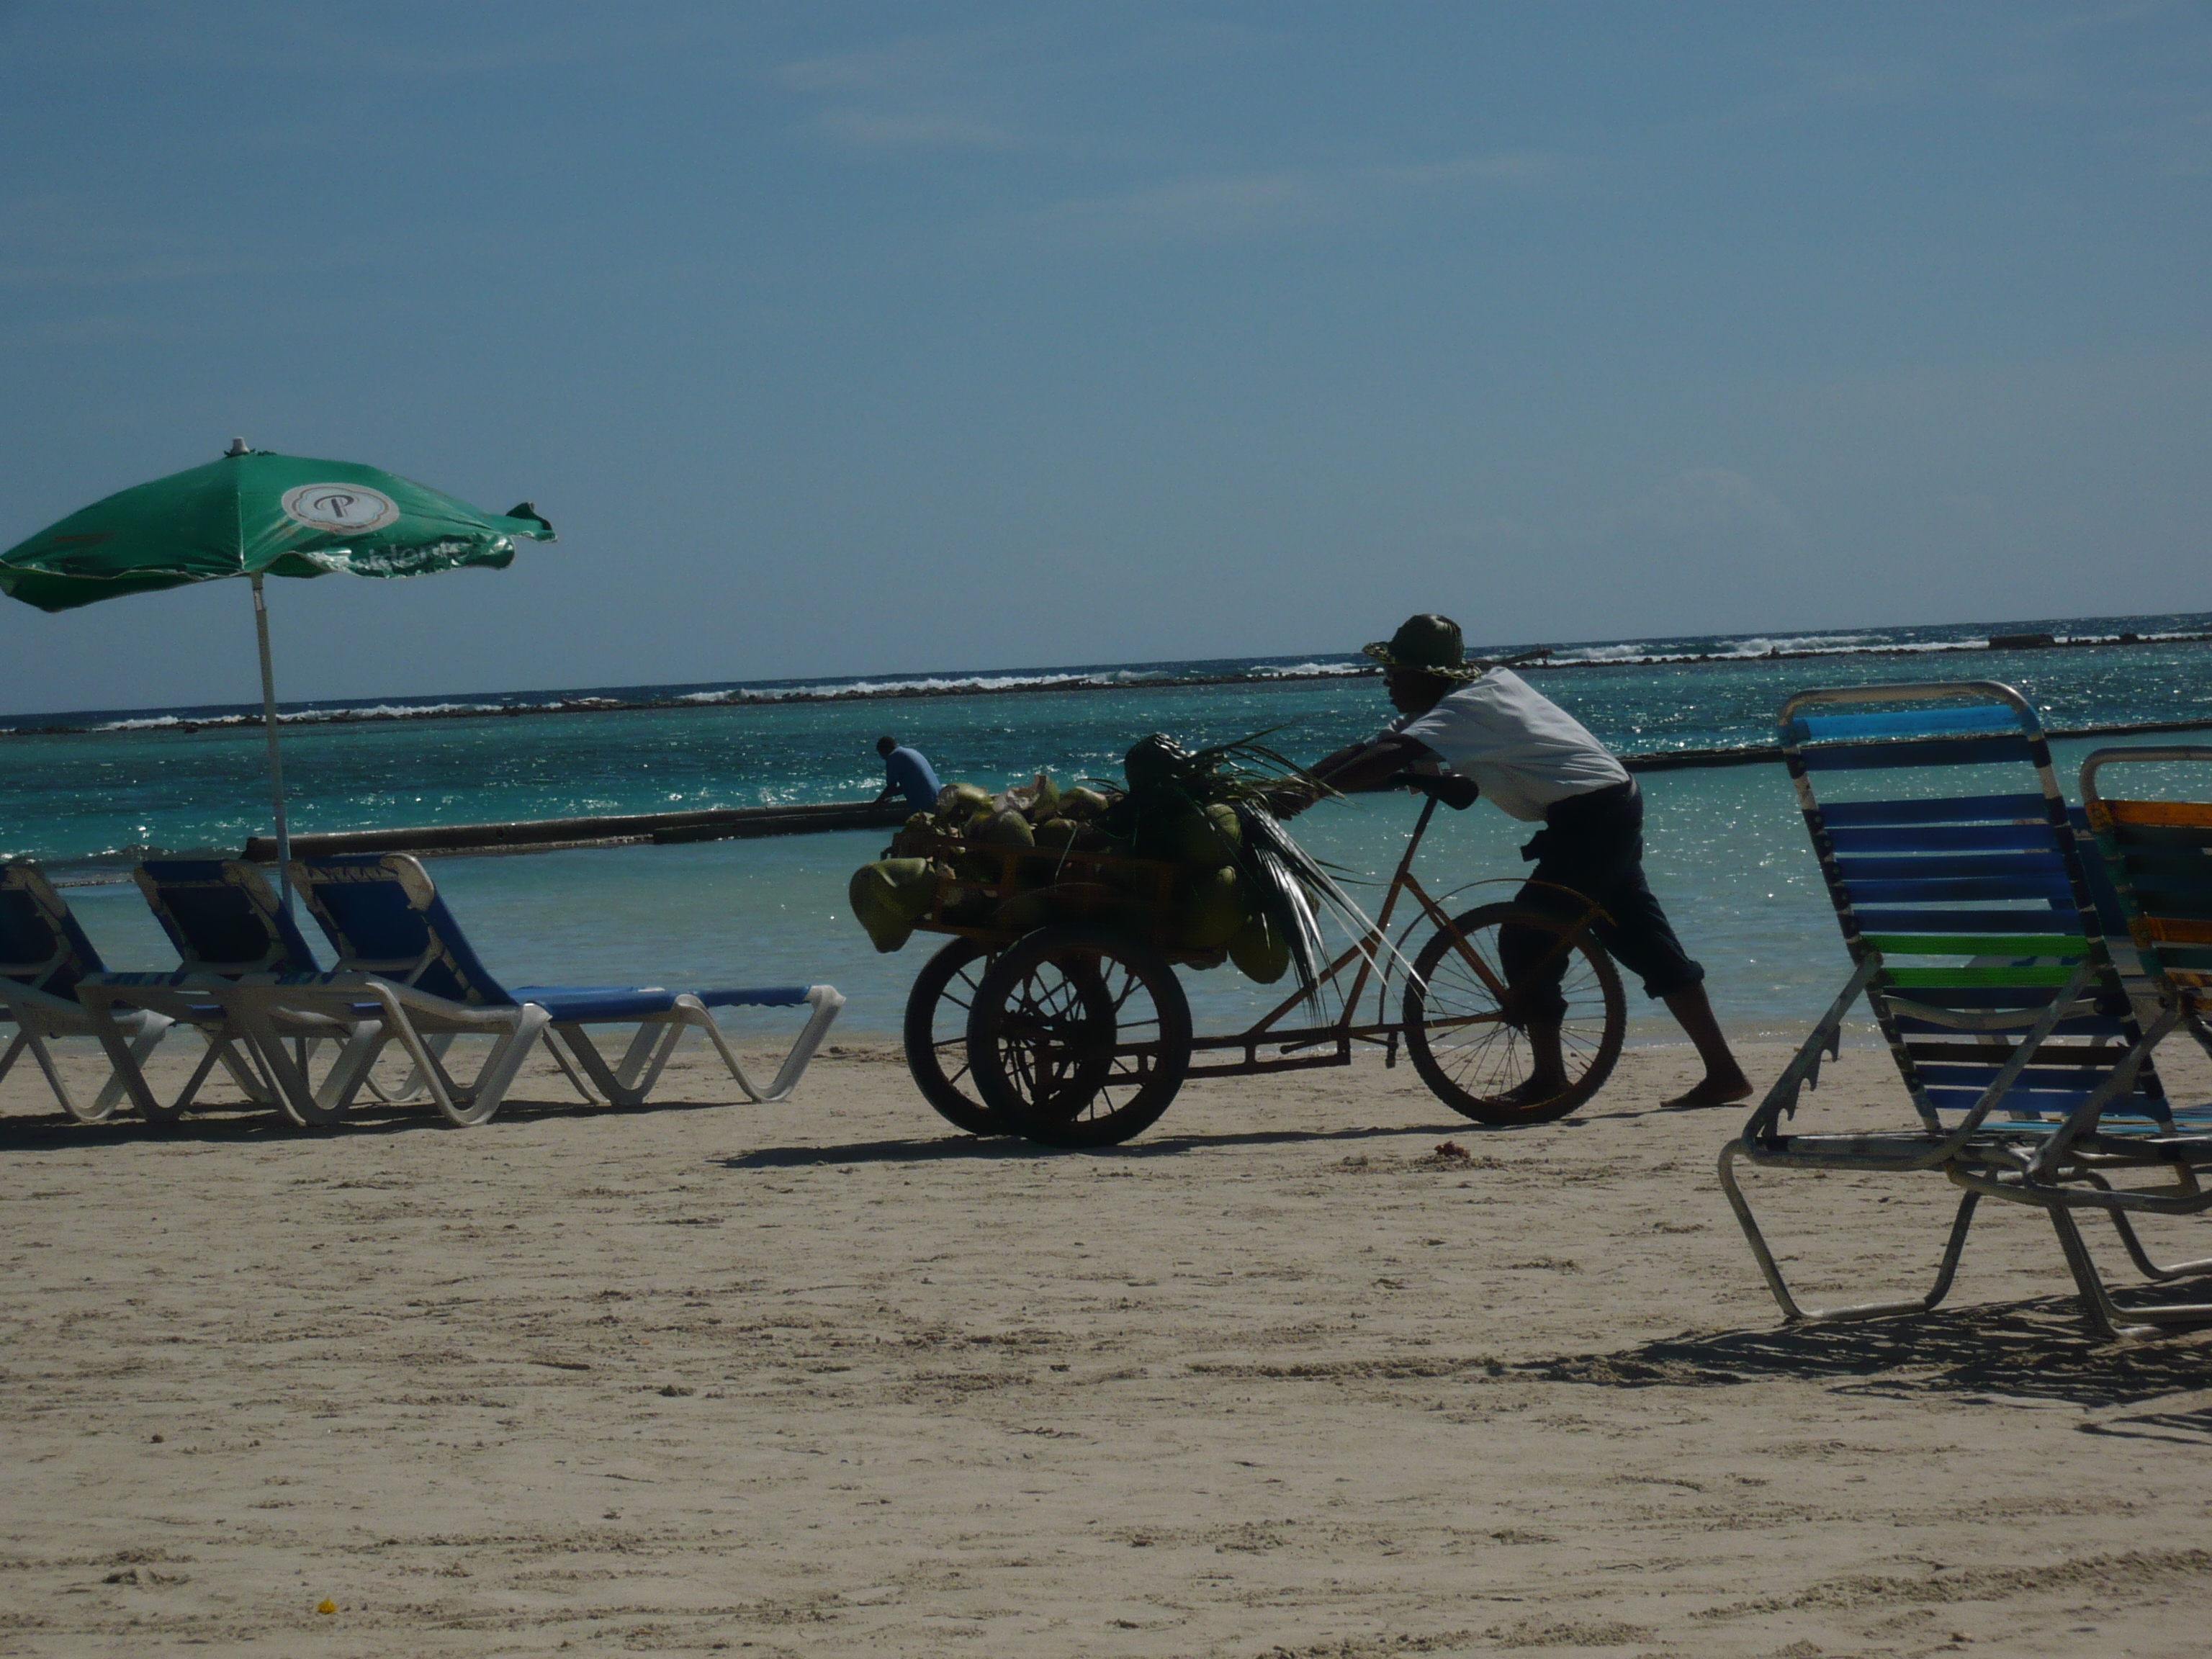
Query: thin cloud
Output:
[[811, 107, 1020, 152], [1034, 153, 1560, 246]]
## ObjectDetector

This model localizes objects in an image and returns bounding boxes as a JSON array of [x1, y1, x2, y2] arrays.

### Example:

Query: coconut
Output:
[[972, 808, 1035, 848], [1174, 801, 1242, 867], [1123, 733, 1193, 796], [1058, 786, 1110, 821], [1017, 773, 1061, 822], [1229, 908, 1292, 984], [886, 810, 938, 859], [936, 782, 994, 823], [849, 858, 940, 953], [1177, 866, 1246, 950], [1032, 817, 1079, 849]]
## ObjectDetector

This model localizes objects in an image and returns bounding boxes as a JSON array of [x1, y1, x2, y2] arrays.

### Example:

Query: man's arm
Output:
[[871, 783, 899, 808], [1269, 733, 1442, 818]]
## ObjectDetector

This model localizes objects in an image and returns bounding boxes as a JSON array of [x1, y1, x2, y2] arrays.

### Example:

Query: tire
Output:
[[903, 937, 1002, 1136], [1402, 902, 1624, 1126], [966, 924, 1193, 1148]]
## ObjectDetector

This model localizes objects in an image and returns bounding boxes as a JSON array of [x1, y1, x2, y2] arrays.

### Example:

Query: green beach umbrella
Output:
[[0, 439, 555, 906]]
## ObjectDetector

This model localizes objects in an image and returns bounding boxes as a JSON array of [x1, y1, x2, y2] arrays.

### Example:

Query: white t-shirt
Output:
[[1390, 669, 1629, 822]]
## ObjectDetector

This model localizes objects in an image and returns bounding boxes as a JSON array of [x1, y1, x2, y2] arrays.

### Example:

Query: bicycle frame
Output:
[[1182, 796, 1610, 1080]]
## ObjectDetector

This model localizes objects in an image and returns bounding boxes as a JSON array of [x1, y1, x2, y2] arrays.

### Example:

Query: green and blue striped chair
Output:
[[1719, 682, 2196, 1339]]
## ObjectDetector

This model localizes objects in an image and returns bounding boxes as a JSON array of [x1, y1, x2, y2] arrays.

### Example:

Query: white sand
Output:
[[3, 1035, 2210, 1656]]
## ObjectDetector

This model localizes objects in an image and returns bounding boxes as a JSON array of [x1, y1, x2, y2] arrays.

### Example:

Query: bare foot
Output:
[[1661, 1074, 1753, 1110]]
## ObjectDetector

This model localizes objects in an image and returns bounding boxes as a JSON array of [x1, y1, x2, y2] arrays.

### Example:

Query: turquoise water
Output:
[[9, 616, 2212, 1038]]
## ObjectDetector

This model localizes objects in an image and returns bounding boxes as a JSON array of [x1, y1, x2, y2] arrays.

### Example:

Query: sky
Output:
[[1, 0, 2208, 714]]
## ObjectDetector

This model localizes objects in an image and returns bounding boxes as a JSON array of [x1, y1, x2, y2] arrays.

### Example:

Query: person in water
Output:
[[873, 735, 943, 813], [1275, 613, 1751, 1110]]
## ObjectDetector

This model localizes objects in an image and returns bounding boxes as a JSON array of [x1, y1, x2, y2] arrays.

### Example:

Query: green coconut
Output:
[[1178, 866, 1246, 950], [973, 808, 1035, 848], [887, 810, 938, 859], [1123, 733, 1193, 796], [1174, 801, 1243, 867], [935, 782, 994, 823], [849, 858, 940, 953], [1058, 786, 1110, 821], [1033, 817, 1079, 849], [1024, 774, 1061, 821], [1229, 908, 1292, 984]]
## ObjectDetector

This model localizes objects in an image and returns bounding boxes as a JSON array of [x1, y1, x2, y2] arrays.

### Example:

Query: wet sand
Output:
[[2, 1037, 2209, 1656]]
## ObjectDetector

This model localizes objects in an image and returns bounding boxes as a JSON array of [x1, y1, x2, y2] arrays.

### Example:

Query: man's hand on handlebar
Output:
[[1388, 772, 1480, 809]]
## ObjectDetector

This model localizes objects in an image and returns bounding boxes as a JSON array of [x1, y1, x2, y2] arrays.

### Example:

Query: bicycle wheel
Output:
[[1402, 901, 1624, 1125], [903, 936, 1002, 1136], [966, 924, 1192, 1148]]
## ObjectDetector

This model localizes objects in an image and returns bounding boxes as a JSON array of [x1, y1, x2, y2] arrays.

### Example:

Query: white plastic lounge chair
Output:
[[1, 861, 173, 1123], [72, 858, 341, 1124], [216, 853, 844, 1128]]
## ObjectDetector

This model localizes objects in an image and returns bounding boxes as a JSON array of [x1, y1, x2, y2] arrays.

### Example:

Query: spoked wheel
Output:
[[966, 924, 1192, 1148], [903, 937, 1002, 1136], [1402, 902, 1624, 1125]]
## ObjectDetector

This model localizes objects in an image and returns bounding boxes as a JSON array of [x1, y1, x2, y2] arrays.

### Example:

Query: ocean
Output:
[[7, 611, 2212, 1041]]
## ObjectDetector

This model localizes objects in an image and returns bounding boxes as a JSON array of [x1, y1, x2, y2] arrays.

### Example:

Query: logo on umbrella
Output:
[[281, 482, 400, 536]]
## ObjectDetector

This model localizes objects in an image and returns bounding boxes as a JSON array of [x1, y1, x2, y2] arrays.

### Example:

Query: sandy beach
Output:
[[3, 1036, 2210, 1657]]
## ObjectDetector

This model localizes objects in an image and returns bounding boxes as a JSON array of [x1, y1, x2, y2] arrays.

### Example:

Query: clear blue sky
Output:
[[2, 1, 2207, 714]]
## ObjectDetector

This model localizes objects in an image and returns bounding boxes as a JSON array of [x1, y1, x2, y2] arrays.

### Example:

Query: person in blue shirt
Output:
[[873, 736, 942, 813]]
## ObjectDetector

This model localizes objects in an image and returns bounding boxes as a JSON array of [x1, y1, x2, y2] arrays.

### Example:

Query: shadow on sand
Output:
[[1526, 1300, 2212, 1411], [0, 1092, 744, 1150], [719, 1117, 1517, 1169]]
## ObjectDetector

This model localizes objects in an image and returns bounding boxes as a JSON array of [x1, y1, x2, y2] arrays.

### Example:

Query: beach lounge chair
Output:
[[1952, 745, 2212, 1331], [1718, 682, 2185, 1339], [72, 859, 347, 1124], [217, 853, 844, 1128], [1, 862, 176, 1123]]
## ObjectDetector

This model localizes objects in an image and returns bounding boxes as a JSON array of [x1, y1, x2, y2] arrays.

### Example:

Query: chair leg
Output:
[[75, 994, 167, 1120], [441, 1005, 551, 1126], [688, 988, 845, 1105], [619, 1021, 687, 1099], [92, 1027, 168, 1117], [2062, 1169, 2212, 1284], [156, 1034, 234, 1119], [541, 1030, 603, 1104], [1718, 1141, 1979, 1324], [551, 1023, 647, 1108], [19, 1027, 96, 1123], [2047, 1205, 2212, 1338], [362, 1031, 455, 1104], [212, 1035, 274, 1104], [313, 1023, 392, 1115]]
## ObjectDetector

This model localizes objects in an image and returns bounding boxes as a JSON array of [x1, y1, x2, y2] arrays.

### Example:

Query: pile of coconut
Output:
[[848, 732, 1370, 995]]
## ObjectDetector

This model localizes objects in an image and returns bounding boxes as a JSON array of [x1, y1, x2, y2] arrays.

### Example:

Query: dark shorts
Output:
[[1499, 778, 1704, 1017]]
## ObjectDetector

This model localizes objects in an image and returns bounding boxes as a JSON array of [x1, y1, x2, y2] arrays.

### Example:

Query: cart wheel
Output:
[[903, 937, 1002, 1136], [1402, 902, 1624, 1125], [966, 924, 1192, 1147]]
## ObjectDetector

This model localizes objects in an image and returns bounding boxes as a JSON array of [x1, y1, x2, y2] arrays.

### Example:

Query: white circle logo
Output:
[[280, 482, 400, 535]]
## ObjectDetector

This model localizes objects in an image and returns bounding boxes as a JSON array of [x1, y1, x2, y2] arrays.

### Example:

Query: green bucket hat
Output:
[[1361, 613, 1481, 680]]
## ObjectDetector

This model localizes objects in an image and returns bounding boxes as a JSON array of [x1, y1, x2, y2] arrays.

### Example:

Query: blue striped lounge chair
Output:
[[214, 853, 845, 1128], [1718, 682, 2187, 1339], [73, 859, 344, 1125], [1, 861, 174, 1123]]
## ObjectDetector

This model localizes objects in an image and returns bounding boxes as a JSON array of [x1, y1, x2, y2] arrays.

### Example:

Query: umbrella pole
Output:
[[251, 574, 295, 915]]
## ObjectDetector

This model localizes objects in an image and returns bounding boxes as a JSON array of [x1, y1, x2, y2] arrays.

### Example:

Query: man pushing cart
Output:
[[1272, 613, 1750, 1111]]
